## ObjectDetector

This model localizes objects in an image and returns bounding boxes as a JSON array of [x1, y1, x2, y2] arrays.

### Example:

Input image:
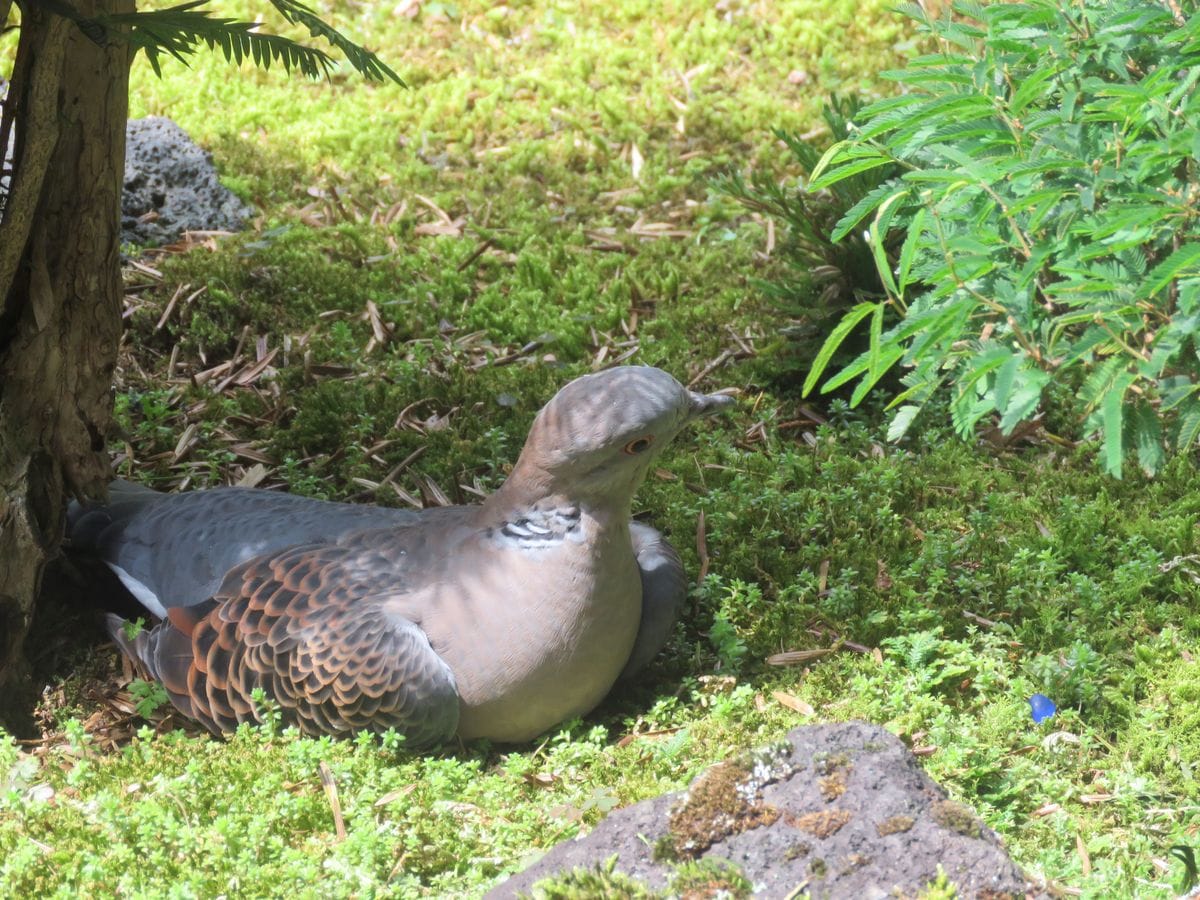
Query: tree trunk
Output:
[[0, 0, 132, 728]]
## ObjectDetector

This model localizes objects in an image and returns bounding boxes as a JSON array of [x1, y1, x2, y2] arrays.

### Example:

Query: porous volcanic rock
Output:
[[489, 721, 1044, 899], [122, 116, 252, 246]]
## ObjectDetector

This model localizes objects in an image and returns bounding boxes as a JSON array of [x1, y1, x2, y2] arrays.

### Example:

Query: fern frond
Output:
[[269, 0, 402, 84], [97, 4, 337, 79], [84, 1, 401, 83]]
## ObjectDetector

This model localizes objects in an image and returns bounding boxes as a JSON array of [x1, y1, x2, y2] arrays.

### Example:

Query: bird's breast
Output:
[[422, 518, 642, 742]]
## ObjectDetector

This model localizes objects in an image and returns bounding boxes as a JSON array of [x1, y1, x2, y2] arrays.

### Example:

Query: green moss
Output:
[[668, 857, 753, 899], [916, 868, 959, 900], [652, 833, 679, 864], [818, 768, 849, 802], [525, 858, 659, 899], [784, 841, 811, 861], [1123, 656, 1200, 800]]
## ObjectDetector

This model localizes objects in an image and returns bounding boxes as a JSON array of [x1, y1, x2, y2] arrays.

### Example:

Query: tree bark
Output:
[[0, 0, 132, 728]]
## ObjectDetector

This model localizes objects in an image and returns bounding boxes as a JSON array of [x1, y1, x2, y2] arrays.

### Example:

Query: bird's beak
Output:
[[687, 389, 737, 420]]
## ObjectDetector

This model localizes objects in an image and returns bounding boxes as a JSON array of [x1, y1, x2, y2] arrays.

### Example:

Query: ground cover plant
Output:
[[2, 0, 1200, 896]]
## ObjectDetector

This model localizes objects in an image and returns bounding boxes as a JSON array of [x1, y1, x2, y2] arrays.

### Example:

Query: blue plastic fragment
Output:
[[1028, 693, 1057, 723]]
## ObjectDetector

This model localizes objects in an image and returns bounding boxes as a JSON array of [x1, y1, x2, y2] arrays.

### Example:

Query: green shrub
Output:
[[804, 0, 1200, 476], [717, 97, 902, 370]]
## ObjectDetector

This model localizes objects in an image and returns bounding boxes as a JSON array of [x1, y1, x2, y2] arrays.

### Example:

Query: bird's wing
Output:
[[619, 521, 687, 680], [70, 481, 424, 612], [109, 534, 460, 749]]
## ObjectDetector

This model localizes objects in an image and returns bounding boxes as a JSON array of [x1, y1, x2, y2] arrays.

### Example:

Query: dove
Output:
[[69, 366, 734, 747]]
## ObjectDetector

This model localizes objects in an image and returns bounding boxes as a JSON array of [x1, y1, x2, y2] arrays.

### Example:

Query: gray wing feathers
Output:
[[619, 522, 687, 680], [70, 481, 420, 609]]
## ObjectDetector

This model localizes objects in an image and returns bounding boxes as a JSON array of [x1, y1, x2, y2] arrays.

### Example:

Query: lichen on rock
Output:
[[931, 800, 983, 839], [876, 814, 916, 836], [666, 759, 781, 859], [788, 808, 853, 838]]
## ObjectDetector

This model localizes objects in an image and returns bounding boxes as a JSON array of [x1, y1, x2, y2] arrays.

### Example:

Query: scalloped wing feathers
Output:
[[109, 536, 459, 749]]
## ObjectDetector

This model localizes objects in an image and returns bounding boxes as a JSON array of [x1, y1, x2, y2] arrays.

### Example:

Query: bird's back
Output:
[[69, 481, 426, 612]]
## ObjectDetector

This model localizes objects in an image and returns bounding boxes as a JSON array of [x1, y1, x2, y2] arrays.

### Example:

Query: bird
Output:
[[68, 366, 735, 749]]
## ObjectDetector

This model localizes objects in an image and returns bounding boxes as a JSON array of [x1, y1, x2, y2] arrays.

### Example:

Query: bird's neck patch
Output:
[[494, 505, 583, 549]]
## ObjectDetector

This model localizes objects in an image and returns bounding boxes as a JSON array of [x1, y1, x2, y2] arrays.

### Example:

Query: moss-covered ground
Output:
[[3, 1, 1200, 896]]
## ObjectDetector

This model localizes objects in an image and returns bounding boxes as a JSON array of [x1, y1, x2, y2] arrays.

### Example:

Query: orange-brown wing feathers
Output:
[[110, 535, 460, 748]]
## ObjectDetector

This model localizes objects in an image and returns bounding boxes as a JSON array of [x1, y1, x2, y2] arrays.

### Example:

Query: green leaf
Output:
[[992, 353, 1022, 413], [1174, 398, 1200, 451], [110, 6, 337, 79], [998, 368, 1049, 434], [728, 0, 1200, 479], [268, 0, 403, 83], [1102, 372, 1136, 477], [869, 192, 906, 297], [801, 302, 881, 397], [1009, 65, 1058, 114], [809, 152, 895, 191], [806, 140, 854, 185], [1161, 378, 1200, 412], [885, 372, 941, 410], [1130, 399, 1164, 475], [896, 208, 927, 296], [1137, 244, 1200, 300], [1077, 355, 1128, 410], [957, 344, 1013, 395], [867, 302, 884, 383], [1169, 844, 1199, 894], [887, 404, 922, 441], [839, 344, 905, 401], [831, 182, 906, 243], [97, 1, 401, 83]]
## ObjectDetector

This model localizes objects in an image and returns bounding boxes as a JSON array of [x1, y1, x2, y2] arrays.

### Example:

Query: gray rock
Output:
[[122, 116, 252, 246], [489, 721, 1043, 899], [1, 103, 249, 246]]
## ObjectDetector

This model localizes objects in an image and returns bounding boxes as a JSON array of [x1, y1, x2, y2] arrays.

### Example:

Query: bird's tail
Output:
[[68, 480, 160, 552], [106, 613, 203, 725], [105, 613, 158, 679]]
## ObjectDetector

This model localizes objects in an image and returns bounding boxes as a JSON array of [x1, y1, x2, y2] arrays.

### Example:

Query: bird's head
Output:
[[501, 366, 735, 509]]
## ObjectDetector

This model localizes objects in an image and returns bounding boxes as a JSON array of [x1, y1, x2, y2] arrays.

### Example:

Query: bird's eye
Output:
[[623, 436, 654, 455]]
